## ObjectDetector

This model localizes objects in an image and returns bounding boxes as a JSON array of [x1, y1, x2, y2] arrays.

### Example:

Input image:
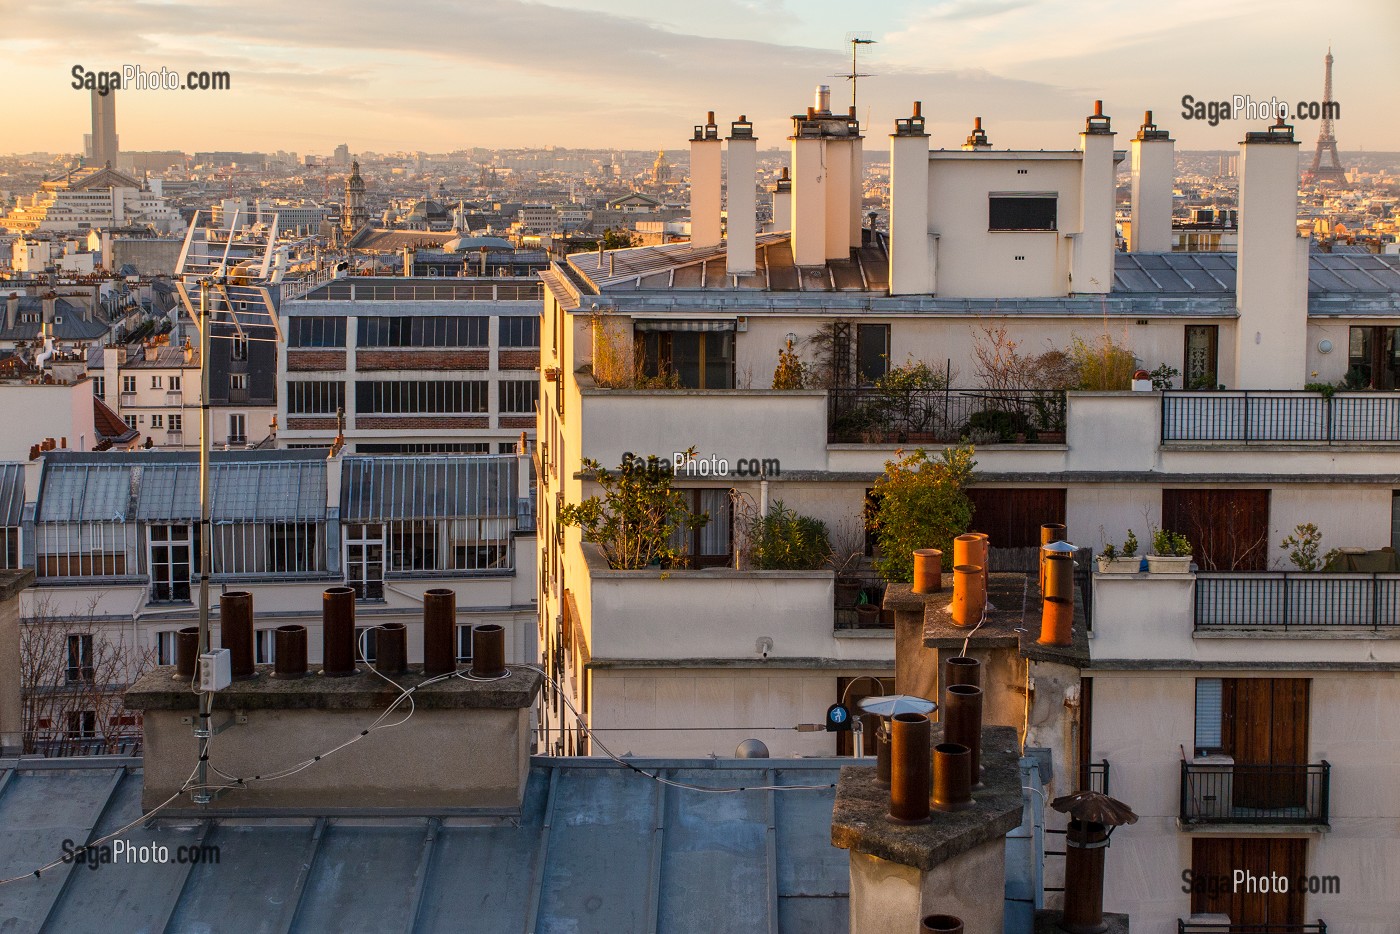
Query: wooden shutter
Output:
[[965, 488, 1067, 549], [1162, 489, 1270, 571]]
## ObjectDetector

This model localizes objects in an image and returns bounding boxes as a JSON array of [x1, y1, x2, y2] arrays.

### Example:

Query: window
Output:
[[92, 376, 105, 397], [0, 526, 19, 570], [355, 380, 488, 414], [230, 373, 248, 391], [151, 375, 162, 389], [345, 523, 385, 600], [255, 629, 276, 664], [266, 523, 318, 574], [670, 488, 733, 567], [66, 710, 97, 739], [355, 627, 378, 664], [123, 415, 137, 430], [169, 414, 182, 432], [231, 335, 248, 361], [357, 316, 488, 348], [170, 375, 181, 392], [151, 414, 163, 429], [856, 324, 889, 385], [287, 381, 345, 415], [1348, 326, 1400, 390], [500, 316, 540, 347], [121, 375, 136, 394], [989, 194, 1058, 231], [156, 630, 177, 666], [457, 625, 474, 663], [1194, 678, 1225, 756], [498, 380, 539, 414], [1184, 325, 1219, 389], [66, 634, 94, 682], [640, 330, 735, 389], [288, 316, 346, 348], [148, 524, 192, 601], [1393, 492, 1400, 553], [228, 413, 247, 444]]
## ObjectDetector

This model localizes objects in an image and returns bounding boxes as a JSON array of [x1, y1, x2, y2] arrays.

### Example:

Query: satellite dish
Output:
[[858, 694, 937, 718]]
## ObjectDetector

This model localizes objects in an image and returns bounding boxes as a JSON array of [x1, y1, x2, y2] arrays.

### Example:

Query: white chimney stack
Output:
[[725, 116, 757, 276], [769, 168, 791, 233], [1235, 119, 1306, 389], [848, 107, 864, 250], [1070, 100, 1116, 294], [690, 112, 722, 249], [1129, 111, 1174, 252], [825, 129, 853, 260], [888, 103, 931, 295], [790, 106, 827, 267]]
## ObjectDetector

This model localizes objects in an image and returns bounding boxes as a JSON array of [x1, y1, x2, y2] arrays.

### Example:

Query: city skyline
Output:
[[1, 0, 1398, 155]]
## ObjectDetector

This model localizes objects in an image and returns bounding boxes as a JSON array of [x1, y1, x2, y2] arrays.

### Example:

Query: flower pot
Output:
[[1097, 556, 1141, 574], [855, 604, 881, 627], [836, 577, 862, 607], [1038, 430, 1065, 444], [1146, 554, 1193, 574]]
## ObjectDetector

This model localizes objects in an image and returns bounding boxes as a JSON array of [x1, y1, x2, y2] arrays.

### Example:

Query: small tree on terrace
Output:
[[870, 444, 977, 583], [559, 450, 709, 570]]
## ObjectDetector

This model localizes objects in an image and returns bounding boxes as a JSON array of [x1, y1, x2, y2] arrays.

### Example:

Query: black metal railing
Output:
[[829, 388, 1067, 444], [1178, 922, 1326, 934], [1086, 760, 1110, 795], [1162, 390, 1400, 444], [1195, 572, 1400, 631], [1179, 761, 1330, 826]]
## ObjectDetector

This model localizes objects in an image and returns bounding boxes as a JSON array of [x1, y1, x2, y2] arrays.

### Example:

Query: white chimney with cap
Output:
[[790, 106, 828, 267], [690, 112, 722, 249], [768, 168, 792, 234], [1070, 100, 1116, 294], [725, 116, 757, 276], [888, 103, 931, 295], [1129, 111, 1174, 252], [1235, 119, 1307, 389]]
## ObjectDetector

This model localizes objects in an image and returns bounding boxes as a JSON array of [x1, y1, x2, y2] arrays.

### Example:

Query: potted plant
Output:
[[855, 590, 881, 627], [827, 520, 867, 607], [1147, 528, 1193, 573], [1097, 531, 1142, 573]]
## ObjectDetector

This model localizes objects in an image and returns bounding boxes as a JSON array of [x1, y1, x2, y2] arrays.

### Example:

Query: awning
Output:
[[632, 319, 736, 333]]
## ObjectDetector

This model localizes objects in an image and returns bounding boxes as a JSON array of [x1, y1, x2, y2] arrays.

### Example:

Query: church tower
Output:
[[342, 160, 368, 238]]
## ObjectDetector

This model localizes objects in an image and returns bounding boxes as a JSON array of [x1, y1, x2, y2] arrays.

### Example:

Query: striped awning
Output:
[[632, 319, 736, 333]]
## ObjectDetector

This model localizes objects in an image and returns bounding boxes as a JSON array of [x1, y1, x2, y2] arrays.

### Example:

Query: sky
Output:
[[1, 0, 1398, 156]]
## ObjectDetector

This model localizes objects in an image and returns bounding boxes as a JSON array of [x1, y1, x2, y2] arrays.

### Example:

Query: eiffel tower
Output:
[[1305, 47, 1347, 184]]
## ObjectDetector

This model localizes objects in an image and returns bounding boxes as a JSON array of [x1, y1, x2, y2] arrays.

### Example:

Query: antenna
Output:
[[830, 32, 877, 112]]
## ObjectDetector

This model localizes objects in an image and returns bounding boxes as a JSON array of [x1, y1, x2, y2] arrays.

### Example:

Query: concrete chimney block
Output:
[[1129, 111, 1175, 252], [888, 107, 932, 295], [1071, 103, 1116, 295], [725, 119, 758, 276], [690, 114, 723, 249], [790, 135, 827, 267]]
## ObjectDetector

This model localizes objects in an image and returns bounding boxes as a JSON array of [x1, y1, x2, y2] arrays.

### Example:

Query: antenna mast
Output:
[[833, 32, 877, 111]]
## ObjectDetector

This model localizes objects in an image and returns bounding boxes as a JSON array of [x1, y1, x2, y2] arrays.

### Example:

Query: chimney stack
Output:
[[1071, 101, 1116, 294], [41, 291, 56, 325], [725, 116, 758, 276], [790, 108, 828, 266], [1129, 110, 1175, 252], [769, 167, 792, 233], [321, 586, 356, 676], [1236, 118, 1306, 389], [888, 102, 932, 294], [961, 117, 991, 151], [5, 293, 17, 332], [220, 591, 255, 680], [847, 106, 864, 252], [423, 588, 457, 675], [272, 625, 308, 678], [690, 112, 723, 249]]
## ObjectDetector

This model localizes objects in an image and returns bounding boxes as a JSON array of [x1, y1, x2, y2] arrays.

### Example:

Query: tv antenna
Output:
[[831, 32, 877, 111]]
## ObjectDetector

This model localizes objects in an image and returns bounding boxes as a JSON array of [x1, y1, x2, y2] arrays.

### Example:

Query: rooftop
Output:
[[0, 756, 848, 933]]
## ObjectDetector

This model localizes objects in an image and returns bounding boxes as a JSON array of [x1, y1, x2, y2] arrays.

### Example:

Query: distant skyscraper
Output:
[[90, 88, 118, 168], [334, 143, 351, 167]]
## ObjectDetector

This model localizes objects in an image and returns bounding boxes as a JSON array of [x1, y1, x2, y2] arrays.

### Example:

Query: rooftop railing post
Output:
[[1179, 760, 1188, 821], [1321, 761, 1330, 824]]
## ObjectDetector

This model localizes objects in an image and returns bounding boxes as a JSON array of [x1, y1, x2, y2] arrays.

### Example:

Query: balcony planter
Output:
[[1096, 556, 1141, 574], [855, 604, 881, 627], [1146, 554, 1192, 574], [1037, 430, 1065, 444], [836, 577, 862, 607]]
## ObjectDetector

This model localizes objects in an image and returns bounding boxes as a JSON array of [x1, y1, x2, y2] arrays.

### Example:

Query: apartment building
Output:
[[96, 339, 199, 447], [536, 94, 1400, 930], [277, 275, 542, 455], [9, 448, 536, 754]]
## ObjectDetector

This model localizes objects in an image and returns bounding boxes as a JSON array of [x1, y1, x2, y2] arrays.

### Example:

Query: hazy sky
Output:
[[2, 0, 1398, 156]]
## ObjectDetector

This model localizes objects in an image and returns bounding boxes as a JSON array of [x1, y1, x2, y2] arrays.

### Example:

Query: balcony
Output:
[[1195, 572, 1400, 631], [1162, 390, 1400, 444], [1179, 761, 1330, 827], [829, 388, 1067, 445], [1178, 922, 1326, 934]]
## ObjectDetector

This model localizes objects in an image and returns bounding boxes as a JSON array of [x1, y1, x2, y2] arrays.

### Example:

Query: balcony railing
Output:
[[829, 388, 1067, 444], [1195, 572, 1400, 631], [1085, 760, 1110, 795], [1178, 922, 1326, 934], [1179, 761, 1330, 826], [1162, 390, 1400, 444]]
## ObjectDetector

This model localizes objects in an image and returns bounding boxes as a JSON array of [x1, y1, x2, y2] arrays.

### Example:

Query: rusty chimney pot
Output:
[[943, 655, 981, 692], [321, 586, 356, 676], [931, 742, 974, 811], [944, 684, 983, 788], [1060, 820, 1111, 934], [174, 626, 200, 681], [912, 548, 943, 594], [272, 625, 308, 678], [1093, 99, 1103, 116], [423, 588, 457, 675], [949, 564, 986, 628], [472, 624, 507, 679], [922, 916, 965, 934], [220, 590, 255, 680], [888, 712, 932, 824], [912, 101, 922, 118], [377, 622, 408, 675]]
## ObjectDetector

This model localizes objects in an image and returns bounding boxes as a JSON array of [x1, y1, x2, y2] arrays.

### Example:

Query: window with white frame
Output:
[[230, 373, 248, 391], [228, 413, 247, 443], [66, 710, 97, 739], [151, 414, 163, 429], [170, 414, 182, 432], [156, 630, 177, 666], [355, 626, 378, 663], [457, 625, 474, 663], [344, 523, 385, 600], [255, 629, 276, 664], [498, 380, 539, 414], [151, 375, 162, 389], [170, 375, 181, 392], [123, 415, 137, 430], [231, 335, 249, 361], [66, 634, 94, 682], [148, 524, 193, 601], [122, 375, 136, 394]]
